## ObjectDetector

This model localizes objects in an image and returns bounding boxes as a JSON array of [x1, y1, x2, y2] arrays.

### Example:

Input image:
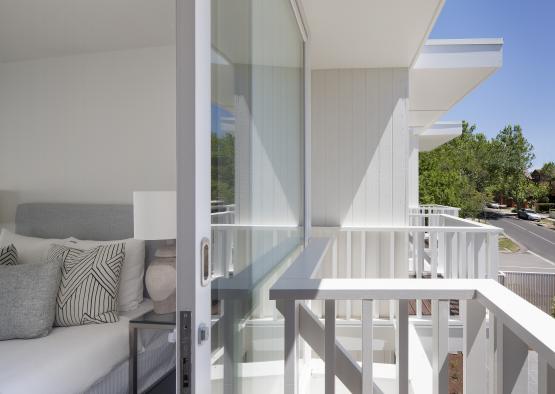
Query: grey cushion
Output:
[[48, 243, 125, 326], [0, 261, 62, 340], [0, 244, 17, 266]]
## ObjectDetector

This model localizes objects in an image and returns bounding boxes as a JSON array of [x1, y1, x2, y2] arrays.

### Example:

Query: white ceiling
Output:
[[409, 39, 503, 128], [417, 121, 462, 152], [0, 0, 175, 63], [301, 0, 444, 69]]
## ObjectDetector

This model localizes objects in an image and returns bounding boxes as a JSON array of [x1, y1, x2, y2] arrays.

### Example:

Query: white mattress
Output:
[[0, 300, 171, 394]]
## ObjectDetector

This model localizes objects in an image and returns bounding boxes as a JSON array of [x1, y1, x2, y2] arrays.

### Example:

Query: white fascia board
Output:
[[414, 38, 503, 70], [409, 39, 503, 129], [417, 121, 462, 152]]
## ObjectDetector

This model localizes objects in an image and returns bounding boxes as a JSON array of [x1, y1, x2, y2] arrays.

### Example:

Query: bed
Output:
[[0, 203, 175, 394]]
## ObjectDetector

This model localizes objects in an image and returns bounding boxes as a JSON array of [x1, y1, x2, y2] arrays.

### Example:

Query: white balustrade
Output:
[[270, 238, 555, 394]]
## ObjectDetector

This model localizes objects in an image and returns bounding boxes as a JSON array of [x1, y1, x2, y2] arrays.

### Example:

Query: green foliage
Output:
[[211, 132, 235, 204], [536, 203, 555, 213], [540, 161, 555, 179], [488, 125, 536, 208], [419, 122, 549, 217]]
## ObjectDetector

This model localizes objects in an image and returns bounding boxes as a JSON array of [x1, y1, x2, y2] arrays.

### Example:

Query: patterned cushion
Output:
[[48, 243, 125, 326], [0, 244, 17, 266]]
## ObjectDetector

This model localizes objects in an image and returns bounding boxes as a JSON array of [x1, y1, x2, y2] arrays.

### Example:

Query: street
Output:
[[489, 216, 555, 269]]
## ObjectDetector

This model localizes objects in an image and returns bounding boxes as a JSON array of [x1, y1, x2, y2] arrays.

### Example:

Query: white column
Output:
[[487, 232, 499, 280], [283, 300, 299, 394], [432, 300, 449, 394], [396, 300, 409, 394], [500, 324, 529, 394], [325, 300, 336, 394], [463, 300, 487, 394], [362, 300, 374, 394], [538, 358, 555, 394]]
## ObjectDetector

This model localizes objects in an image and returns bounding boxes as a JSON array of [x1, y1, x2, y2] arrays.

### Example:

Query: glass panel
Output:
[[211, 0, 305, 392]]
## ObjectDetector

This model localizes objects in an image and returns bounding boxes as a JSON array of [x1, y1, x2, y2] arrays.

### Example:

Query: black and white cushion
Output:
[[0, 244, 17, 266], [48, 243, 125, 326]]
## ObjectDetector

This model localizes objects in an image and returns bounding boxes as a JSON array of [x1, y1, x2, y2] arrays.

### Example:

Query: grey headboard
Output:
[[16, 203, 134, 240], [15, 203, 158, 296]]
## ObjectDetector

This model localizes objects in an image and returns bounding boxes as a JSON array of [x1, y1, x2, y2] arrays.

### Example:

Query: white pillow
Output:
[[65, 237, 145, 312], [0, 228, 72, 265]]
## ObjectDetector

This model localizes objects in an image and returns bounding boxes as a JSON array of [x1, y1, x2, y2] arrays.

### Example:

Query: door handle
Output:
[[200, 237, 211, 287]]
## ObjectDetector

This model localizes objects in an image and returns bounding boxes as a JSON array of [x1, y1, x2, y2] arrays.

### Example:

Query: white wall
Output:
[[408, 128, 420, 208], [311, 68, 409, 227], [0, 45, 176, 229]]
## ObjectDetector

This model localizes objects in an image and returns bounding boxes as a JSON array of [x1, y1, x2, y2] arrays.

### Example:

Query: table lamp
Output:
[[133, 191, 176, 314]]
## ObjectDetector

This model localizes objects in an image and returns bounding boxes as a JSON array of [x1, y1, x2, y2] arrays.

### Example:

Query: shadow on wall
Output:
[[0, 190, 19, 231], [311, 69, 408, 227]]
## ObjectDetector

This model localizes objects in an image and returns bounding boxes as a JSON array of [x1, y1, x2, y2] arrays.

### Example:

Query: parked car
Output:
[[517, 208, 541, 221], [486, 202, 500, 209]]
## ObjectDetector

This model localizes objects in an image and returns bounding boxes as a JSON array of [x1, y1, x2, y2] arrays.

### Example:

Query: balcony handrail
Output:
[[270, 237, 555, 393]]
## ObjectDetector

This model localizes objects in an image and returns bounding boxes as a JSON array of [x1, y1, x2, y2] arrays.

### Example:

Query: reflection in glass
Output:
[[210, 0, 304, 392]]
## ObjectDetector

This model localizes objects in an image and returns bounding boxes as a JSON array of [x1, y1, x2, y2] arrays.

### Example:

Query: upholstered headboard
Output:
[[16, 203, 134, 240], [15, 203, 158, 296]]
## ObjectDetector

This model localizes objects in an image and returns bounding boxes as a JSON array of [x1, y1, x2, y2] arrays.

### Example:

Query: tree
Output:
[[489, 125, 536, 208], [419, 121, 493, 217], [540, 161, 555, 181], [419, 122, 547, 216], [211, 132, 235, 204]]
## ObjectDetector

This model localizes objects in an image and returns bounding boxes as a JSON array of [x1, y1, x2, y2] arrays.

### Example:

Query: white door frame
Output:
[[176, 0, 212, 393], [175, 0, 310, 393]]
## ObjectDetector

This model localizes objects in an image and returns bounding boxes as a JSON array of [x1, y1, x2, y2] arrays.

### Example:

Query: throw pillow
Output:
[[48, 243, 125, 326], [0, 261, 62, 340], [0, 244, 17, 266]]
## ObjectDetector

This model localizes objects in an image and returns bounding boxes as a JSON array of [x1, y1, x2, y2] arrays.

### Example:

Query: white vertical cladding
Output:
[[407, 128, 420, 209], [311, 68, 409, 298], [311, 68, 409, 228]]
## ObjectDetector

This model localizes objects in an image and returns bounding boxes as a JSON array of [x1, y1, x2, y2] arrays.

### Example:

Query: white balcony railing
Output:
[[270, 238, 555, 394], [409, 204, 461, 217], [312, 213, 501, 320]]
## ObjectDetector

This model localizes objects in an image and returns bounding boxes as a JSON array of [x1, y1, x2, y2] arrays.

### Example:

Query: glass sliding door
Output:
[[210, 0, 305, 392]]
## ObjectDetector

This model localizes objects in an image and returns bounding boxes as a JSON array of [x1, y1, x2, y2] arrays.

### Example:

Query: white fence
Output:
[[500, 271, 555, 315], [409, 204, 460, 217]]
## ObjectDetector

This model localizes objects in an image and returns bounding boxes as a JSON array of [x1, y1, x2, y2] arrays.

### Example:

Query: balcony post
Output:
[[432, 300, 449, 394], [487, 232, 499, 280], [282, 300, 300, 394], [498, 323, 528, 394], [396, 299, 409, 394], [362, 300, 374, 394], [463, 299, 487, 394], [325, 300, 336, 394], [538, 358, 555, 394]]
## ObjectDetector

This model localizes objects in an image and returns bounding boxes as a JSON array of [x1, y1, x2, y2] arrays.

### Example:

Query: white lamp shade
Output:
[[133, 191, 176, 240]]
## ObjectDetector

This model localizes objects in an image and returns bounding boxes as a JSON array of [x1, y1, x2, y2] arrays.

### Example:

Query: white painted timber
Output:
[[416, 121, 462, 152], [538, 357, 555, 394], [362, 300, 374, 394], [301, 0, 444, 69], [432, 300, 449, 394], [395, 300, 409, 394], [463, 300, 487, 394], [311, 68, 408, 228], [282, 300, 300, 394], [325, 300, 336, 394], [500, 324, 528, 394], [410, 39, 503, 129]]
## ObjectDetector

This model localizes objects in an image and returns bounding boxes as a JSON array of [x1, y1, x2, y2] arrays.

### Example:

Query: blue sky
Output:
[[430, 0, 555, 169]]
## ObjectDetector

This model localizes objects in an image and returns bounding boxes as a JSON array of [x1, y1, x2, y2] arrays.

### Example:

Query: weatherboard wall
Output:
[[311, 68, 409, 227]]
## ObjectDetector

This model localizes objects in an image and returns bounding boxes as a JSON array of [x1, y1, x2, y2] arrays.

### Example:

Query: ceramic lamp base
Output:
[[145, 255, 176, 314]]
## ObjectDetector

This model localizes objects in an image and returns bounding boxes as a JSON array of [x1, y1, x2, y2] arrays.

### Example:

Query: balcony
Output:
[[269, 211, 555, 393]]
